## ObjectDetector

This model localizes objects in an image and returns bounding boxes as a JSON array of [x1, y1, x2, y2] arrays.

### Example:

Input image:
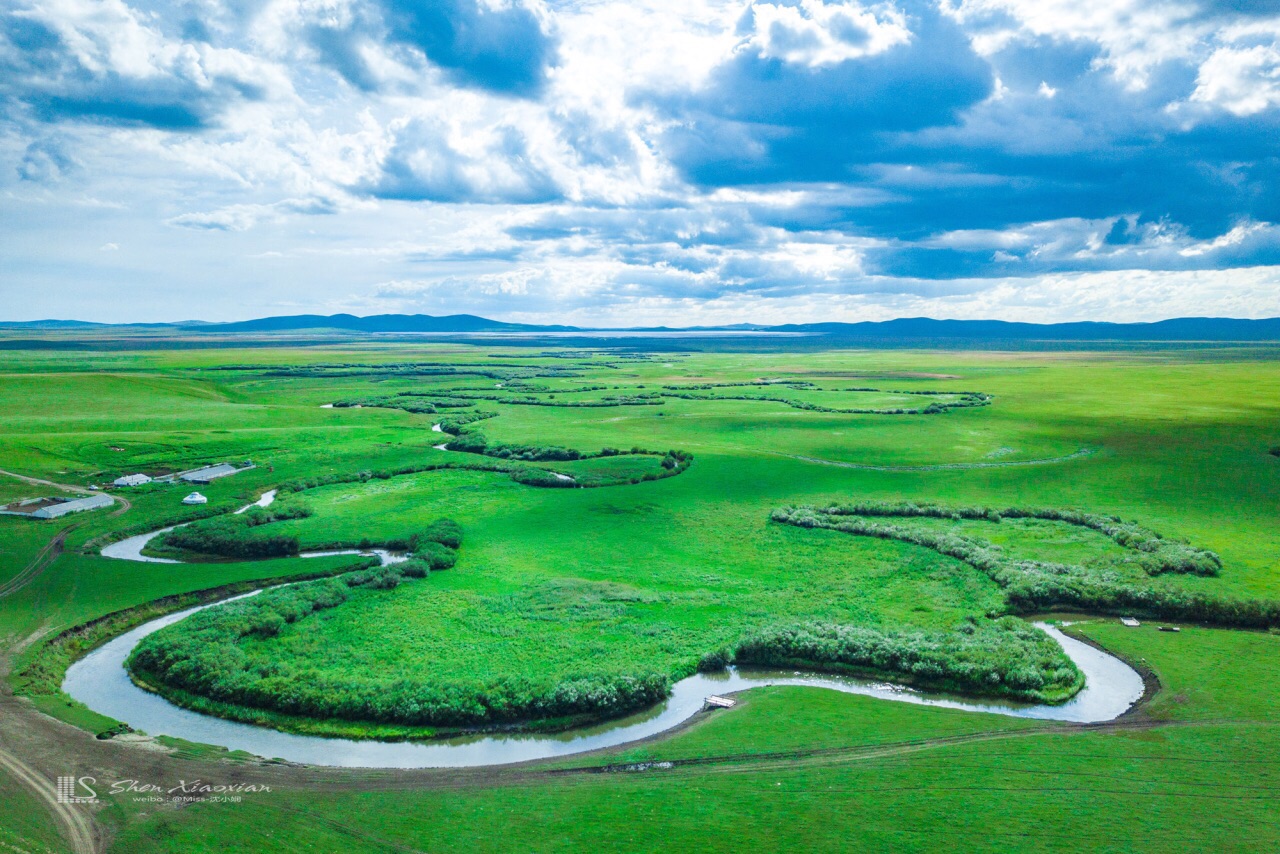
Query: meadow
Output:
[[0, 335, 1278, 851]]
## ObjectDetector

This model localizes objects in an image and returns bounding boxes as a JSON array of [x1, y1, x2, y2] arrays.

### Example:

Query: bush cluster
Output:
[[735, 617, 1081, 701], [771, 503, 1278, 628], [159, 503, 314, 559], [809, 500, 1222, 576], [657, 389, 991, 416], [435, 411, 498, 433], [436, 427, 695, 486]]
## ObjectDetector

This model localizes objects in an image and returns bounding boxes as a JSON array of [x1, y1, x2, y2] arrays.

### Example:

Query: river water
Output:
[[62, 604, 1141, 769], [85, 489, 1143, 769]]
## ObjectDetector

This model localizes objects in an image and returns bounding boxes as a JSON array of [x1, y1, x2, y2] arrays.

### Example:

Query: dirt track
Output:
[[0, 744, 97, 854], [0, 524, 77, 599], [0, 470, 130, 600]]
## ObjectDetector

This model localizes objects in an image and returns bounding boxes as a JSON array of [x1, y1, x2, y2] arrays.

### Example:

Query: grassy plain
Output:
[[0, 336, 1278, 850]]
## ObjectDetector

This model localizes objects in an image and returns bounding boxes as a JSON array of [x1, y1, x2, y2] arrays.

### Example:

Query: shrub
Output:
[[160, 517, 299, 559], [697, 649, 731, 672], [415, 519, 462, 550], [770, 503, 1274, 629], [413, 541, 458, 570], [734, 617, 1081, 702], [397, 559, 430, 579]]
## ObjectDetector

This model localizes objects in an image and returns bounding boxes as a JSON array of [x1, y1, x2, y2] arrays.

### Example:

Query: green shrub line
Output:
[[328, 380, 991, 417], [10, 557, 381, 701], [735, 617, 1083, 702], [273, 450, 690, 496], [157, 503, 315, 559], [435, 410, 498, 433], [810, 500, 1222, 576], [656, 390, 992, 415], [333, 391, 664, 412], [771, 503, 1280, 628]]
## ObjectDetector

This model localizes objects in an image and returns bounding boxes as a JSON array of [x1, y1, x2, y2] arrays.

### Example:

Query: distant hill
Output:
[[0, 319, 108, 329], [200, 313, 580, 333], [3, 314, 1280, 340]]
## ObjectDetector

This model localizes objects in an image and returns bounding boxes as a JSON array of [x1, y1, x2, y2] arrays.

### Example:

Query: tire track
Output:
[[0, 468, 130, 598], [0, 524, 78, 599], [0, 746, 97, 854]]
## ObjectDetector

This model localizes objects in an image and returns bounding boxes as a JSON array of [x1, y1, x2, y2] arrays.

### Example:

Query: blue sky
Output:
[[2, 0, 1280, 324]]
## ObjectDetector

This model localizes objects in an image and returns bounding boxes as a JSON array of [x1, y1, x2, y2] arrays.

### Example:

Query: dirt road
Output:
[[0, 743, 97, 853]]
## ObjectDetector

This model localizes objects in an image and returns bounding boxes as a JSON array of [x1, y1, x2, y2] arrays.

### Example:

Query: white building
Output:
[[179, 463, 242, 484], [34, 494, 115, 519], [183, 492, 208, 505], [113, 473, 152, 487]]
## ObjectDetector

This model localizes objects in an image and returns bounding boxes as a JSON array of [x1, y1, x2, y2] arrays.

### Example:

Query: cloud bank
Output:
[[2, 0, 1279, 323]]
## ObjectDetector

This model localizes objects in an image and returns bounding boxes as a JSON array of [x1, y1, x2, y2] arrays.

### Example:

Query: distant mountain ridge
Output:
[[3, 313, 1280, 340]]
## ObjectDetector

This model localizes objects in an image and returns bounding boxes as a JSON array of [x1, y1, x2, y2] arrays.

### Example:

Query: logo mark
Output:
[[56, 776, 97, 804]]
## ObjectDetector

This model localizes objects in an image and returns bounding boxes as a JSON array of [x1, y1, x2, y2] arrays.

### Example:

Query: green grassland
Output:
[[108, 622, 1280, 853], [1, 338, 1279, 850]]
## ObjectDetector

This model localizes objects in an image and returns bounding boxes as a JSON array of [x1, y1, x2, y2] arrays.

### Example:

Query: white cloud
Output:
[[2, 0, 1280, 324], [946, 0, 1208, 89], [1189, 42, 1280, 116], [745, 1, 912, 67]]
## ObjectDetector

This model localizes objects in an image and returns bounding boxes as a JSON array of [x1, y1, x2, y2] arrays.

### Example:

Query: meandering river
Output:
[[84, 491, 1144, 768], [63, 600, 1142, 769]]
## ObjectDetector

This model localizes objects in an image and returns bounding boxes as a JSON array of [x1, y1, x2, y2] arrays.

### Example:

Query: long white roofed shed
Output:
[[113, 474, 152, 487], [34, 494, 115, 518], [180, 463, 241, 483], [0, 494, 116, 519]]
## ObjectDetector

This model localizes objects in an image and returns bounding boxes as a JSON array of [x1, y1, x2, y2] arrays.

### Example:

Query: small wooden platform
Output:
[[705, 695, 737, 709]]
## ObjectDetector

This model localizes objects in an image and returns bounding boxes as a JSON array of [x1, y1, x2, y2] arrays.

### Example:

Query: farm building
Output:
[[0, 494, 115, 519], [183, 492, 208, 505], [113, 473, 152, 487], [179, 463, 246, 484]]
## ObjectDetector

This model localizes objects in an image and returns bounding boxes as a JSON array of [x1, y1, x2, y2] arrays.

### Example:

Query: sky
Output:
[[2, 0, 1280, 325]]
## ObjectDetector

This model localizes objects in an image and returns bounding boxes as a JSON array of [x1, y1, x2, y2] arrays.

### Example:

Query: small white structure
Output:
[[182, 492, 208, 505], [113, 474, 152, 487], [1120, 617, 1141, 628], [705, 695, 737, 709]]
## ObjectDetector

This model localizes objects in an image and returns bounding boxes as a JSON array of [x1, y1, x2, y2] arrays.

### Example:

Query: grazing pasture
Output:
[[1, 337, 1278, 851]]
